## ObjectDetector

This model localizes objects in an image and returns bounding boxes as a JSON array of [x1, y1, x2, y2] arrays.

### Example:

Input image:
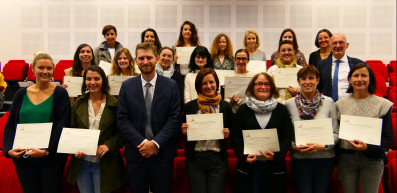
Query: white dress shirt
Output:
[[331, 55, 351, 100]]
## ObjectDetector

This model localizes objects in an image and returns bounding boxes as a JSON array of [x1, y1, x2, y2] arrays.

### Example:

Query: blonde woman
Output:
[[243, 29, 266, 61], [210, 33, 234, 70], [110, 48, 139, 76]]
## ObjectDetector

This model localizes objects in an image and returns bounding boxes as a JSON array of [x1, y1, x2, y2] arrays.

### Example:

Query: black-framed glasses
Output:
[[235, 57, 248, 62], [254, 82, 271, 87]]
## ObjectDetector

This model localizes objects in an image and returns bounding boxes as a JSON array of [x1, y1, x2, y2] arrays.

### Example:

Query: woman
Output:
[[308, 29, 332, 67], [65, 44, 96, 77], [94, 25, 123, 65], [270, 28, 307, 67], [67, 66, 127, 193], [141, 28, 162, 52], [267, 40, 302, 103], [231, 72, 292, 193], [335, 63, 393, 193], [184, 46, 213, 104], [243, 29, 266, 61], [225, 49, 255, 112], [2, 52, 71, 193], [155, 47, 184, 104], [284, 66, 339, 193], [174, 21, 201, 75], [210, 33, 234, 70], [181, 68, 233, 193], [110, 48, 139, 76]]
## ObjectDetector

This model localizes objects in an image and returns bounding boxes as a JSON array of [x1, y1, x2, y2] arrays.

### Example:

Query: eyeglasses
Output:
[[235, 57, 248, 62], [254, 82, 271, 87]]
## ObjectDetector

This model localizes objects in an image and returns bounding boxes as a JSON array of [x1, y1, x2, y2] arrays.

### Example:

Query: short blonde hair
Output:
[[243, 29, 260, 49]]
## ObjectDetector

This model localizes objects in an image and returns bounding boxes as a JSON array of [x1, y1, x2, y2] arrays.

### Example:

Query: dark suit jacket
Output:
[[317, 54, 364, 98], [231, 103, 293, 193], [117, 74, 181, 162]]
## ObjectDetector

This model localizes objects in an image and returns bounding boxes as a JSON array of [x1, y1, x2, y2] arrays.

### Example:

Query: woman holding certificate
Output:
[[284, 66, 339, 193], [231, 72, 292, 193], [184, 46, 214, 104], [3, 52, 71, 193], [66, 66, 127, 193], [174, 21, 201, 75], [335, 63, 393, 193], [267, 40, 302, 103], [110, 48, 139, 76], [181, 68, 234, 193], [225, 49, 255, 112]]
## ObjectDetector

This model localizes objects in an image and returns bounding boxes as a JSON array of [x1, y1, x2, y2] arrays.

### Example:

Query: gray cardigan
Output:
[[284, 95, 339, 159]]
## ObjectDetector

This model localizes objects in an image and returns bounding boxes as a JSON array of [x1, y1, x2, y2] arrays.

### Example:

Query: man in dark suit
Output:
[[317, 33, 364, 101], [118, 43, 181, 193]]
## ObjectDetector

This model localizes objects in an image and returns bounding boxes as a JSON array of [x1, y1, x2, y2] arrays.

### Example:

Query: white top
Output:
[[184, 72, 198, 104], [255, 112, 272, 129], [108, 48, 115, 61], [140, 73, 160, 148], [84, 99, 106, 162], [331, 55, 351, 100], [141, 73, 157, 101]]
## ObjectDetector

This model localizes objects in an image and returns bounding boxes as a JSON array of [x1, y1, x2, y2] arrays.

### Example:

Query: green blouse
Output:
[[19, 93, 54, 123]]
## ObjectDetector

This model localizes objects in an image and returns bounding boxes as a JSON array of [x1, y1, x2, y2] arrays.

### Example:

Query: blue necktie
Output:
[[145, 83, 153, 140], [332, 60, 340, 102]]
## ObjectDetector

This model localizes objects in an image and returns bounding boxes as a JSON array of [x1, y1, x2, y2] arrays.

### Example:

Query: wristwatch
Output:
[[324, 145, 329, 151]]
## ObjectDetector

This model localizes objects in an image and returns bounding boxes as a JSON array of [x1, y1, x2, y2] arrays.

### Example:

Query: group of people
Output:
[[1, 20, 394, 193]]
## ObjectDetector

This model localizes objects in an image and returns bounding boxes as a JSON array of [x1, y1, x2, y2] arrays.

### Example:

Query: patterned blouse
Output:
[[213, 57, 235, 70]]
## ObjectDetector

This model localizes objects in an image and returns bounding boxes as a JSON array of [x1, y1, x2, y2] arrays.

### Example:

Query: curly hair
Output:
[[175, 21, 200, 47], [210, 33, 234, 61], [110, 48, 137, 76]]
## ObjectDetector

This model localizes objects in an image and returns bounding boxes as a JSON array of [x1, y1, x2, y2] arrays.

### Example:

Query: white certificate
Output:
[[176, 47, 196, 65], [13, 123, 53, 149], [108, 75, 134, 96], [224, 77, 252, 98], [57, 128, 100, 155], [243, 129, 280, 155], [214, 70, 235, 86], [339, 115, 382, 146], [273, 68, 300, 88], [64, 76, 83, 97], [186, 113, 224, 141], [294, 118, 334, 146], [99, 60, 112, 76], [247, 60, 267, 73]]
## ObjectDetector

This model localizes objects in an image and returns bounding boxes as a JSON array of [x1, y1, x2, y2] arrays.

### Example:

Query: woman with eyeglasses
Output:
[[267, 40, 302, 103], [224, 49, 255, 112], [231, 72, 292, 193]]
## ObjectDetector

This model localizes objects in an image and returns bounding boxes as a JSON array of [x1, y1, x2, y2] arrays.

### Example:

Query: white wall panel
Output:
[[0, 0, 395, 67]]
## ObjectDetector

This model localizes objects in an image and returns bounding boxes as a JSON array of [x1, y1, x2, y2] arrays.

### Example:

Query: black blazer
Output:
[[308, 49, 332, 67], [231, 103, 293, 193], [170, 71, 184, 107], [317, 54, 364, 98], [182, 99, 234, 161]]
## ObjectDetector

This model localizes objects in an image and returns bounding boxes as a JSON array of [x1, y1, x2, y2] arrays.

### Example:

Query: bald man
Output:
[[317, 33, 364, 102]]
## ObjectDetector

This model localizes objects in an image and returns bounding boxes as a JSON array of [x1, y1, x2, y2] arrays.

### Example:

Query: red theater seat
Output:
[[0, 157, 24, 193], [367, 60, 388, 81], [53, 60, 73, 82]]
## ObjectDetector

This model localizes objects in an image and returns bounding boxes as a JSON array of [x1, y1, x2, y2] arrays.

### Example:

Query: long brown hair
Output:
[[175, 21, 200, 47], [210, 33, 234, 60], [110, 48, 137, 76]]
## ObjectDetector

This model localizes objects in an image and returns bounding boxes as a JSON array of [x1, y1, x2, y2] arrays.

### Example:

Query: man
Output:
[[118, 43, 181, 193], [317, 33, 364, 101]]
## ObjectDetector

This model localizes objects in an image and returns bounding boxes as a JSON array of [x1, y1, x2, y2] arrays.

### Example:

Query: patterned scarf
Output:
[[295, 90, 323, 120], [276, 58, 298, 99], [197, 93, 222, 114], [245, 96, 278, 114], [155, 62, 175, 78]]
